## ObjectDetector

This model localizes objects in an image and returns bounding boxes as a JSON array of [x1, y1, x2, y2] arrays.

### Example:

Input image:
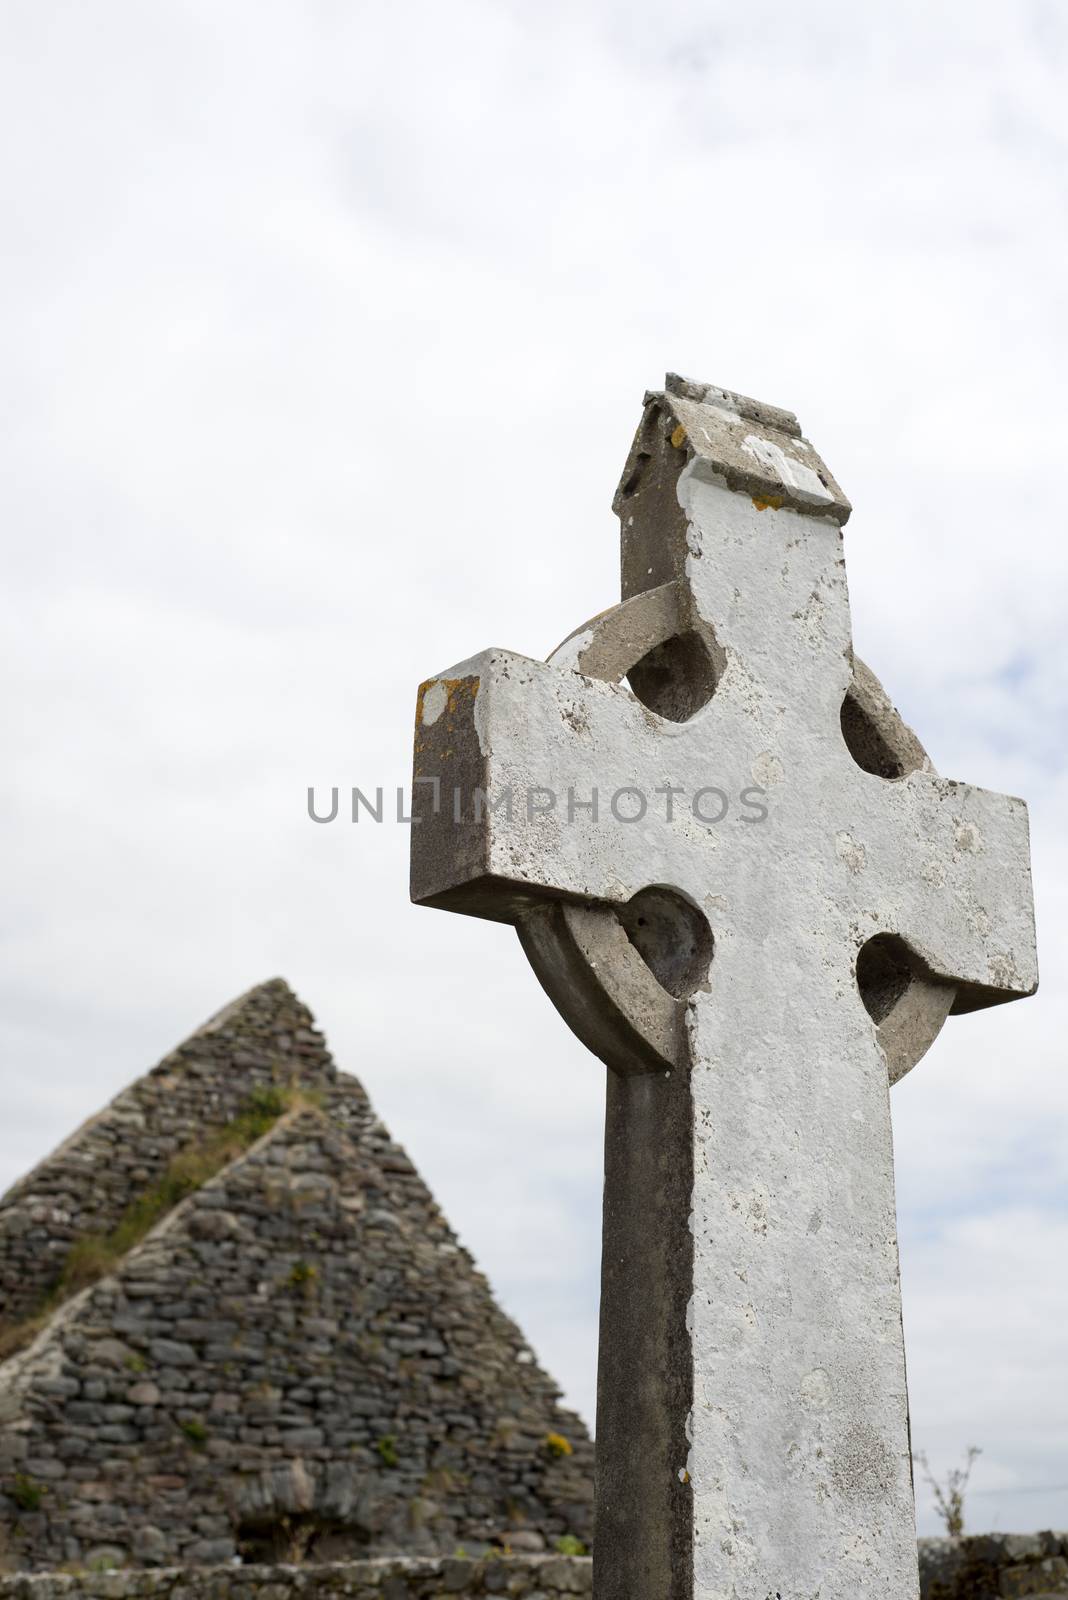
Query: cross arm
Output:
[[856, 768, 1039, 1010], [409, 646, 683, 923], [410, 648, 588, 923]]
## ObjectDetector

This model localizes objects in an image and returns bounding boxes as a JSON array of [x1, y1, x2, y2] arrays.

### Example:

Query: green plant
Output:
[[544, 1431, 573, 1459], [0, 1306, 53, 1365], [87, 1552, 122, 1574], [245, 1083, 291, 1123], [376, 1434, 399, 1468], [59, 1090, 299, 1295], [179, 1418, 209, 1449], [554, 1535, 587, 1556], [287, 1259, 319, 1293], [283, 1516, 316, 1565], [423, 1466, 461, 1495], [11, 1474, 43, 1512], [0, 1086, 308, 1362], [913, 1446, 981, 1536]]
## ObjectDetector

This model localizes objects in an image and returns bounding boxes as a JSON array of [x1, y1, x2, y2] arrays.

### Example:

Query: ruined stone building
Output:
[[0, 982, 593, 1572]]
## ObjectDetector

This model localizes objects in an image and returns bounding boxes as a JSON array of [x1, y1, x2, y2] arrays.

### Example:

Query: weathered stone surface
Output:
[[918, 1535, 1068, 1600], [0, 1555, 593, 1600], [0, 1544, 1060, 1600], [410, 377, 1039, 1600], [0, 986, 337, 1330], [0, 984, 592, 1571], [1001, 1561, 1068, 1598]]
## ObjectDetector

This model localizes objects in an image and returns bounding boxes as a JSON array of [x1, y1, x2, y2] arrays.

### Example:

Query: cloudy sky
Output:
[[3, 0, 1067, 1538]]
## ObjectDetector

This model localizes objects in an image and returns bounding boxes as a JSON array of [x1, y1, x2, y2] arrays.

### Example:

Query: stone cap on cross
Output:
[[622, 371, 852, 526]]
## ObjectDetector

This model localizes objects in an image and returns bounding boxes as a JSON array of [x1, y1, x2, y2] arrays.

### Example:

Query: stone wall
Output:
[[0, 984, 594, 1573], [3, 1542, 1066, 1600], [0, 1554, 589, 1599], [0, 983, 345, 1331], [919, 1533, 1068, 1600]]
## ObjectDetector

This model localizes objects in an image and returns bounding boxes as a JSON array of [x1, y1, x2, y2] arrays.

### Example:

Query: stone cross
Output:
[[409, 375, 1037, 1600]]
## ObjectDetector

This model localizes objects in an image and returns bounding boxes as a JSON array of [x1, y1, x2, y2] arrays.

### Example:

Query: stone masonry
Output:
[[0, 1536, 1066, 1600], [919, 1533, 1068, 1600], [0, 983, 341, 1332], [0, 982, 593, 1572], [0, 1554, 592, 1600]]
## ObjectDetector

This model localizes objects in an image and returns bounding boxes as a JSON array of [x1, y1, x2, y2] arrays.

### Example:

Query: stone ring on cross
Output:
[[523, 577, 957, 1088], [409, 374, 1037, 1600]]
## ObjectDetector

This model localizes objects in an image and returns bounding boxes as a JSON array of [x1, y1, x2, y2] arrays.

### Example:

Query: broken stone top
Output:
[[661, 372, 803, 435], [614, 369, 851, 528]]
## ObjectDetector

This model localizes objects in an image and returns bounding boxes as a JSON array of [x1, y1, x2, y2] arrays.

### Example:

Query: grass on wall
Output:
[[0, 1084, 305, 1362]]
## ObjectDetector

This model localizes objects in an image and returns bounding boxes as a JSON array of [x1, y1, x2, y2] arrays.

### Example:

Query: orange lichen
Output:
[[416, 677, 479, 724], [752, 495, 784, 512], [414, 677, 480, 761], [670, 424, 687, 450]]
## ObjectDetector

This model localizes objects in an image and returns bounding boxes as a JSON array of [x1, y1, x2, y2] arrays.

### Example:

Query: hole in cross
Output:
[[618, 886, 714, 1000], [856, 933, 916, 1024], [840, 689, 909, 779], [627, 630, 721, 723]]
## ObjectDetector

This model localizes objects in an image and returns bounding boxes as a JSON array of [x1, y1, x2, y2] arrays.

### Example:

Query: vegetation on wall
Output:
[[0, 1085, 300, 1363]]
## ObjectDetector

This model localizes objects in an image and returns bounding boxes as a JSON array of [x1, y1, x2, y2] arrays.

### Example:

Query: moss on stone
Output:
[[0, 1085, 302, 1362]]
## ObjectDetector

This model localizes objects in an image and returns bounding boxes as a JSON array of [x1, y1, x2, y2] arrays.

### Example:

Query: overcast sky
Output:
[[3, 0, 1067, 1539]]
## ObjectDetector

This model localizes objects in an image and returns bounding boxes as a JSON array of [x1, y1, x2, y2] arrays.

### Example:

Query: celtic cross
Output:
[[410, 375, 1037, 1600]]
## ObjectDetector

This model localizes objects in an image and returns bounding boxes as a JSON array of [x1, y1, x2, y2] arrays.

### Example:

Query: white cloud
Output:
[[1, 0, 1066, 1535]]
